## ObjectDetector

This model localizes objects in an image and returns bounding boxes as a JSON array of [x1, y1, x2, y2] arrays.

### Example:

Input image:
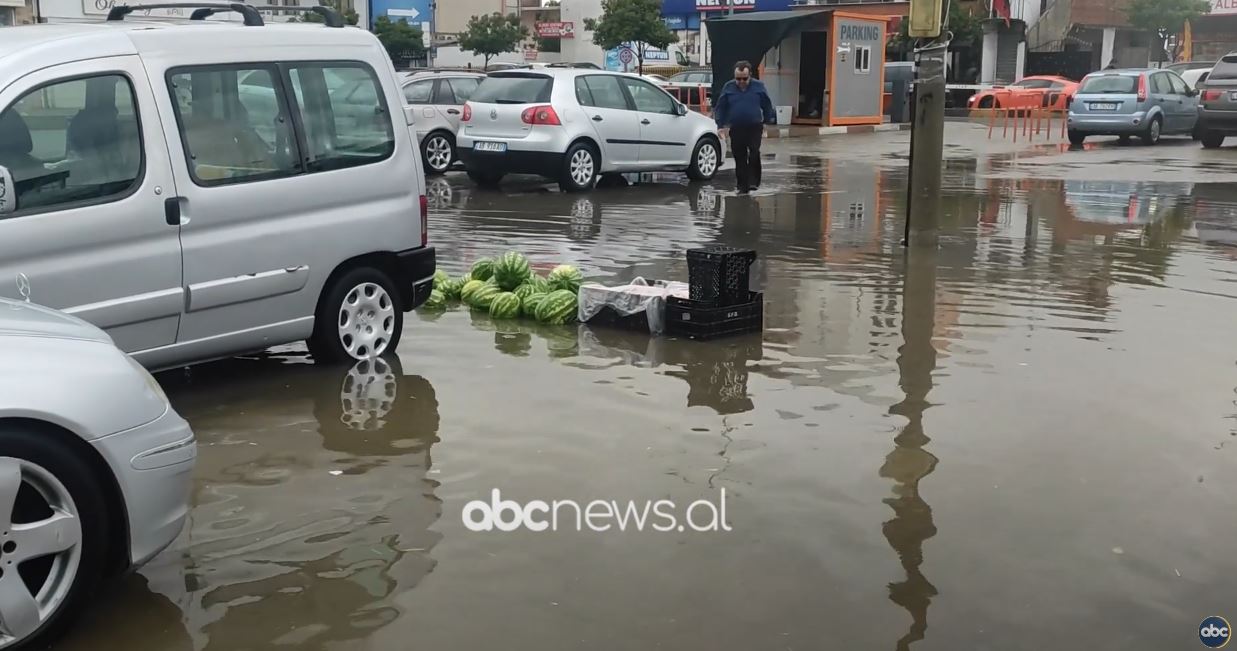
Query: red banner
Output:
[[535, 21, 574, 39]]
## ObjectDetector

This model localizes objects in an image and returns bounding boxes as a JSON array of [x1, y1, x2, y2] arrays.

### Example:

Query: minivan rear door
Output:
[[0, 56, 184, 358], [461, 73, 553, 140]]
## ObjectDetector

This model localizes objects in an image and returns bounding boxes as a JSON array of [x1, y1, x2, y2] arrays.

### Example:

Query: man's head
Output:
[[734, 61, 753, 88]]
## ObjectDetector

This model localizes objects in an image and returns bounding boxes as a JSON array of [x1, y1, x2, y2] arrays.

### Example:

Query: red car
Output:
[[968, 75, 1079, 110]]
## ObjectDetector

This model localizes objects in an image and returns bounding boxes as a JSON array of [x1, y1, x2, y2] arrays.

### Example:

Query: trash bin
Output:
[[776, 106, 792, 125]]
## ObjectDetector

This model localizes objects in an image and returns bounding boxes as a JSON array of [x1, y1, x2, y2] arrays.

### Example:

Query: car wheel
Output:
[[1141, 116, 1162, 145], [1068, 130, 1086, 145], [466, 170, 504, 188], [0, 427, 109, 651], [309, 266, 403, 363], [686, 137, 721, 181], [1200, 130, 1225, 149], [559, 142, 598, 193], [421, 132, 455, 176]]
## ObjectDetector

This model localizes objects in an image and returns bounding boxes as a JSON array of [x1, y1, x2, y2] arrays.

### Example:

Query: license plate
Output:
[[474, 141, 507, 153], [1089, 103, 1118, 110], [1230, 91, 1237, 101]]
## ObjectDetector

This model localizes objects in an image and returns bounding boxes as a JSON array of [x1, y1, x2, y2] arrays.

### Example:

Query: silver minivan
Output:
[[1067, 68, 1199, 145], [0, 8, 434, 370]]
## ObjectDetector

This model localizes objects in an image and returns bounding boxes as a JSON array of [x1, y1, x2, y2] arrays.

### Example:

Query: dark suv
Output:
[[1197, 52, 1237, 148]]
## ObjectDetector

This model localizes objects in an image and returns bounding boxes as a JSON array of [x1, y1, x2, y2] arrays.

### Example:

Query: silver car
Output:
[[1067, 68, 1200, 145], [0, 298, 195, 649], [403, 71, 485, 175]]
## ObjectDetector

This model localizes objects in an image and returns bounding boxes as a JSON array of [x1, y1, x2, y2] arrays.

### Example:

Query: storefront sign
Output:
[[536, 21, 574, 38], [696, 0, 755, 10], [1212, 0, 1237, 15]]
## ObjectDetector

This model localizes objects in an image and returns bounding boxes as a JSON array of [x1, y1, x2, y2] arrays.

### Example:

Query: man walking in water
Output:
[[713, 60, 775, 194]]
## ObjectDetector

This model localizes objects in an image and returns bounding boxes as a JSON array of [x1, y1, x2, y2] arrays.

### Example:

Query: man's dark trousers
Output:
[[729, 124, 763, 191]]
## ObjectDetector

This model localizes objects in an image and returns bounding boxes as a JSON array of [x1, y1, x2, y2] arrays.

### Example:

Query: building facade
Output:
[[0, 0, 36, 25], [1026, 0, 1150, 74], [1187, 0, 1237, 61]]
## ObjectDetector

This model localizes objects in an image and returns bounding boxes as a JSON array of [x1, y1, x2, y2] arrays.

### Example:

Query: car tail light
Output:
[[462, 103, 472, 122], [1203, 89, 1222, 102], [1137, 74, 1148, 101], [1065, 94, 1074, 108], [521, 105, 561, 125], [419, 194, 428, 247]]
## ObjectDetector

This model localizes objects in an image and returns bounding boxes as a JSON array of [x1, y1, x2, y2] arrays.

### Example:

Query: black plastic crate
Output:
[[666, 291, 763, 340], [585, 305, 652, 333], [686, 246, 756, 306]]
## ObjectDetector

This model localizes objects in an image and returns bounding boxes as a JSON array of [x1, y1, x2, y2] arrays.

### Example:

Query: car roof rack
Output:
[[248, 4, 345, 27], [107, 2, 265, 26]]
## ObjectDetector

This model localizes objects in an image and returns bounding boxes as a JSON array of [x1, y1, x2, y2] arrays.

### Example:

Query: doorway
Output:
[[798, 31, 827, 121]]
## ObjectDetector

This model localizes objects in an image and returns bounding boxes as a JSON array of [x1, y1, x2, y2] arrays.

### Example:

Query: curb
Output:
[[762, 123, 910, 138]]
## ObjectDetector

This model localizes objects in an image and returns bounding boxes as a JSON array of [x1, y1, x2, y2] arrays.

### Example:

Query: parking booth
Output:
[[706, 10, 890, 127]]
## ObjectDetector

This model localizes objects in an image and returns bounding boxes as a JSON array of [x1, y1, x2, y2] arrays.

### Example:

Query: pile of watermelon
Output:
[[424, 251, 582, 326]]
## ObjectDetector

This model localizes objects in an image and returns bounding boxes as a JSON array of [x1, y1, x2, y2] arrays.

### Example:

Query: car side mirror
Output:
[[1190, 88, 1200, 97], [675, 102, 688, 116], [0, 166, 14, 215]]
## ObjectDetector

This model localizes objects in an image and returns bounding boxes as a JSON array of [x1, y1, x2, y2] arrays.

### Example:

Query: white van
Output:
[[0, 5, 434, 370]]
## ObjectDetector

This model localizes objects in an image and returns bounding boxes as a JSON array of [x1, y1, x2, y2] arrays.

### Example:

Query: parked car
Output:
[[1180, 66, 1213, 90], [1067, 68, 1199, 145], [664, 67, 713, 107], [967, 75, 1078, 110], [0, 297, 195, 650], [1196, 52, 1237, 148], [1166, 60, 1216, 75], [457, 69, 722, 192], [0, 7, 434, 369], [403, 70, 486, 174]]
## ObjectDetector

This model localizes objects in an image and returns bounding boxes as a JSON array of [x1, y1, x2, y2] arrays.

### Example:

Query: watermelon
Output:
[[470, 258, 495, 281], [522, 292, 548, 319], [469, 283, 501, 310], [512, 283, 540, 302], [459, 279, 486, 304], [422, 288, 447, 310], [535, 289, 578, 325], [432, 270, 450, 290], [547, 265, 583, 293], [489, 292, 521, 319], [526, 274, 551, 293], [441, 276, 466, 300], [493, 252, 532, 291]]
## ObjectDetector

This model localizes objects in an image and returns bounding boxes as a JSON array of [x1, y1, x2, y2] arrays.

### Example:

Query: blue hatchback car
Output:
[[1067, 68, 1200, 145]]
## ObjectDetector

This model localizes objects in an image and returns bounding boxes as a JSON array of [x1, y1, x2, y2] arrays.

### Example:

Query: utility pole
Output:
[[902, 0, 950, 245]]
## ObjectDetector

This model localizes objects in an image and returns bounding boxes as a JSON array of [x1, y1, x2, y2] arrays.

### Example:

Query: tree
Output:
[[888, 0, 982, 51], [459, 12, 529, 70], [290, 0, 358, 25], [1126, 0, 1210, 62], [585, 0, 678, 74], [371, 16, 426, 63]]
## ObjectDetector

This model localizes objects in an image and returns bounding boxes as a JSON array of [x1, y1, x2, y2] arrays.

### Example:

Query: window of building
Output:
[[854, 46, 872, 75], [287, 63, 394, 171], [0, 74, 143, 216], [168, 65, 300, 185], [620, 77, 675, 114]]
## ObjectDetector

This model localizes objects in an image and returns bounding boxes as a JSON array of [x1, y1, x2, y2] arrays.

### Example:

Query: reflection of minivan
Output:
[[0, 7, 435, 369]]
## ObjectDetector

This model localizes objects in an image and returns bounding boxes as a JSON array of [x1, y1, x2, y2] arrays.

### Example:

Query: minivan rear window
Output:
[[1079, 75, 1138, 94], [470, 74, 553, 104], [1209, 55, 1237, 81]]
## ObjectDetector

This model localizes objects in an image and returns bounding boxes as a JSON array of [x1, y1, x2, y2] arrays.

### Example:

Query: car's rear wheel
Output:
[[1141, 116, 1162, 145], [467, 170, 504, 188], [0, 428, 108, 651], [559, 142, 598, 193], [422, 132, 455, 176], [309, 266, 403, 363], [686, 137, 720, 181], [1200, 130, 1226, 149], [1068, 130, 1086, 145]]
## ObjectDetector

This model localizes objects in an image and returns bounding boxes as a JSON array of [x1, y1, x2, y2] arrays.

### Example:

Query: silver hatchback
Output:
[[1068, 69, 1200, 145], [403, 71, 486, 174]]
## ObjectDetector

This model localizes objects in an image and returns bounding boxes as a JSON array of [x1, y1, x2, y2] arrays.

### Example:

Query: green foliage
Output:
[[291, 0, 358, 25], [459, 13, 530, 69], [584, 0, 677, 73], [889, 0, 981, 48], [1126, 0, 1210, 34], [373, 16, 426, 61]]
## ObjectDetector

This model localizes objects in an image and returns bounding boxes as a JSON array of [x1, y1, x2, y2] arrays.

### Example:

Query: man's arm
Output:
[[760, 88, 776, 124]]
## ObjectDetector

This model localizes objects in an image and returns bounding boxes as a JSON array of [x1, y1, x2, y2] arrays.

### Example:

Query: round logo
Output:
[[618, 48, 634, 64], [1200, 616, 1231, 649]]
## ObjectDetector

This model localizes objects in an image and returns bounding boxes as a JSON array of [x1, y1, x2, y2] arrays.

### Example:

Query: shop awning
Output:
[[706, 10, 829, 97]]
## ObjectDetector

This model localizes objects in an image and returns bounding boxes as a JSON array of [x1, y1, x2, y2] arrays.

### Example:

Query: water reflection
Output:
[[61, 356, 442, 651]]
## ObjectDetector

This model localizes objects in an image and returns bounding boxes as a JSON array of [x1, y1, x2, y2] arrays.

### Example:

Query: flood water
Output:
[[62, 130, 1237, 651]]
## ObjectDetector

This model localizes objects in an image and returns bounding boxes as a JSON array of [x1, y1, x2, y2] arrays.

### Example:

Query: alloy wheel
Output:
[[425, 135, 452, 172], [570, 149, 594, 187], [0, 458, 82, 648], [697, 142, 718, 177], [336, 282, 396, 359]]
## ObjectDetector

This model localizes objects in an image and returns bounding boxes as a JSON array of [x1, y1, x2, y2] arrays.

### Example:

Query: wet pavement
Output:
[[61, 124, 1237, 651]]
